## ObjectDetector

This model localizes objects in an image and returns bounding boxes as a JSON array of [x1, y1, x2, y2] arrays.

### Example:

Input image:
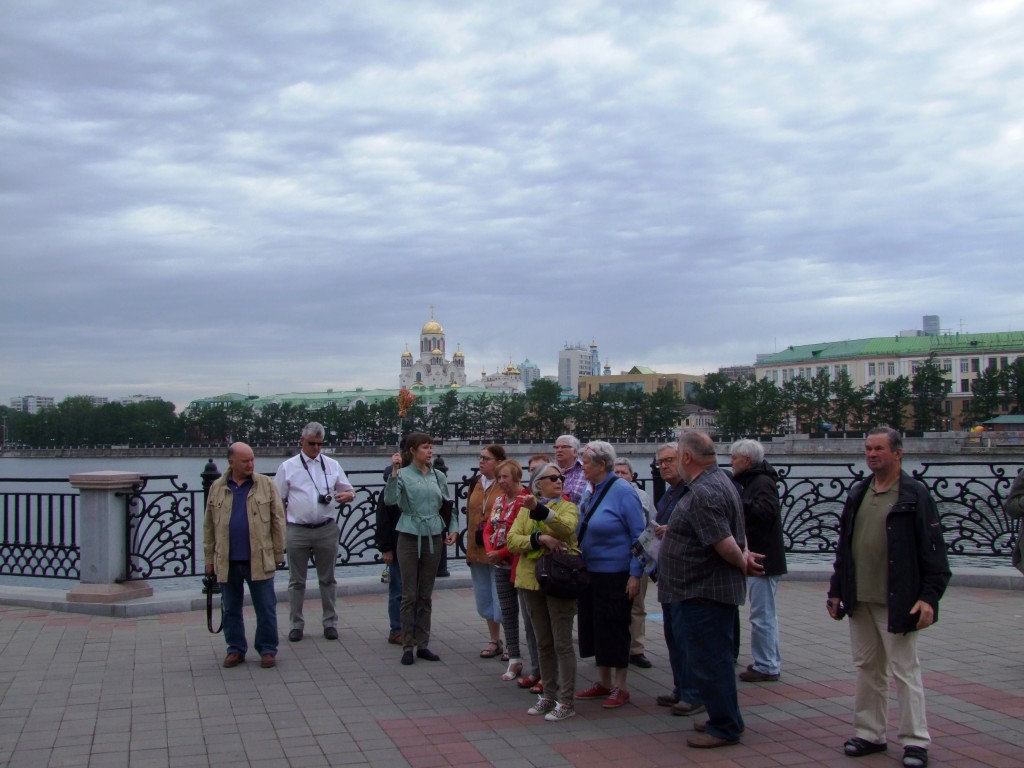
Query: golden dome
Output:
[[422, 320, 443, 334], [401, 350, 412, 358], [504, 363, 520, 375], [431, 346, 442, 355], [453, 349, 464, 358]]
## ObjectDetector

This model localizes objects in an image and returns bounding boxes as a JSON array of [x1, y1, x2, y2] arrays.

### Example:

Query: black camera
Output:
[[318, 493, 333, 505], [201, 573, 220, 595]]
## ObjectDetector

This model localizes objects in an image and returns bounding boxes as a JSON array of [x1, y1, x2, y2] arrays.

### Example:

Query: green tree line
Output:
[[692, 354, 1024, 438], [5, 356, 1019, 448], [2, 379, 685, 447]]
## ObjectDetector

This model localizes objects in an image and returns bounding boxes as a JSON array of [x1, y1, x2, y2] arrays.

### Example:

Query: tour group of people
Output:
[[203, 422, 983, 764]]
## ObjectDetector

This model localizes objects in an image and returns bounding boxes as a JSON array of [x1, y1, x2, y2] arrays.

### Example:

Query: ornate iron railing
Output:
[[0, 479, 79, 579], [3, 461, 1022, 581]]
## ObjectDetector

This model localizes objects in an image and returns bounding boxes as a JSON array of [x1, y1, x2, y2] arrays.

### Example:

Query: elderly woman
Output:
[[574, 441, 646, 710], [507, 463, 581, 721], [729, 439, 787, 682], [384, 432, 458, 666], [484, 460, 540, 684], [466, 444, 506, 659]]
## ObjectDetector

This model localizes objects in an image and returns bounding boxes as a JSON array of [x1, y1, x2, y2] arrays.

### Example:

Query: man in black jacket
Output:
[[827, 427, 950, 768], [730, 439, 787, 683]]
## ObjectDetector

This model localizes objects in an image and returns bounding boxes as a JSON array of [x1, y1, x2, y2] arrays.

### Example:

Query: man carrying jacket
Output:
[[204, 442, 286, 669], [827, 427, 950, 768]]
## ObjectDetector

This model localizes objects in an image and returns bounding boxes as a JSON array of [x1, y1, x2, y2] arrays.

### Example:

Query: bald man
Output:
[[204, 442, 286, 669]]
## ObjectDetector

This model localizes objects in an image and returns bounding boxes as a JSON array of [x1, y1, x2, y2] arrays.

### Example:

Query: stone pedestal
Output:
[[66, 471, 154, 603]]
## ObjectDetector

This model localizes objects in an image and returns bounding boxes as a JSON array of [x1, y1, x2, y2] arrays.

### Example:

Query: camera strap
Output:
[[300, 453, 331, 499], [205, 579, 223, 634]]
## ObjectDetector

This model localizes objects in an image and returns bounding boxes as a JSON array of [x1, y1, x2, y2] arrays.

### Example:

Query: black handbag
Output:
[[536, 550, 589, 599], [434, 470, 455, 529], [535, 477, 618, 600]]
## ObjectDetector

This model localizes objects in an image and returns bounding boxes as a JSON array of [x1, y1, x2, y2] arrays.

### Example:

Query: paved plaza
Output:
[[1, 573, 1023, 768]]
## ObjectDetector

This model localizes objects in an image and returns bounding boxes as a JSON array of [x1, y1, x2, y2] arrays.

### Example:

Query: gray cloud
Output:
[[2, 0, 1022, 409]]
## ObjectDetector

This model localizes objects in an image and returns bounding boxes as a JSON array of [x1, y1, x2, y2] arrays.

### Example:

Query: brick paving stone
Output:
[[2, 578, 1024, 767]]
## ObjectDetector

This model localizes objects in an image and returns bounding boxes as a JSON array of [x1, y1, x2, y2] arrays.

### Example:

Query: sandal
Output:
[[530, 680, 544, 695], [501, 648, 510, 662], [843, 737, 887, 757], [502, 661, 523, 681], [903, 746, 928, 768], [517, 674, 540, 690], [479, 640, 502, 659]]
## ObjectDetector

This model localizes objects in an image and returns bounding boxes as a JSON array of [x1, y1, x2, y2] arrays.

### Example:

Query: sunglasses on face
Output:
[[538, 474, 564, 483]]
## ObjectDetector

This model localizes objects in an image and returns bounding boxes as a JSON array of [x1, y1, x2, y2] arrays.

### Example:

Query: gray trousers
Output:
[[523, 588, 578, 706], [286, 521, 339, 630]]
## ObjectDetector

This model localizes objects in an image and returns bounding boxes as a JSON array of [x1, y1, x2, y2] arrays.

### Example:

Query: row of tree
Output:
[[4, 356, 1020, 448], [692, 354, 1023, 435]]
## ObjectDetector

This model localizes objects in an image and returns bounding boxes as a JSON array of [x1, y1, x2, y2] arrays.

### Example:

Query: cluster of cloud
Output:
[[2, 1, 1021, 410]]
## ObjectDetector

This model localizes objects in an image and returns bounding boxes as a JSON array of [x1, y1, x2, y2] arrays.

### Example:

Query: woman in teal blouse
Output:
[[384, 432, 458, 665]]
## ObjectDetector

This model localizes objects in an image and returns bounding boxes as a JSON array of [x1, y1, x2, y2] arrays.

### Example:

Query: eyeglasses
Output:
[[306, 441, 324, 446], [538, 474, 564, 483], [478, 455, 495, 462], [656, 457, 676, 465]]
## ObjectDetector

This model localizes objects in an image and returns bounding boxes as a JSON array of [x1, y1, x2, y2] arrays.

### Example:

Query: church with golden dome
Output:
[[399, 309, 467, 389]]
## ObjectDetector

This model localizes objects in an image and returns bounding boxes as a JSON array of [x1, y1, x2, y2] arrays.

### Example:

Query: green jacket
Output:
[[506, 497, 580, 591]]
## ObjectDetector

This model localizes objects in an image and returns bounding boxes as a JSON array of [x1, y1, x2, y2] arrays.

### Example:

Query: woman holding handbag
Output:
[[384, 432, 458, 666], [507, 463, 581, 721]]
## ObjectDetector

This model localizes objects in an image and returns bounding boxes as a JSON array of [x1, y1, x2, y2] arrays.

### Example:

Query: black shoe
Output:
[[902, 746, 928, 768], [437, 570, 451, 577], [629, 654, 652, 669], [324, 627, 339, 641], [401, 650, 414, 665], [844, 738, 887, 757], [416, 648, 441, 662], [288, 629, 303, 642]]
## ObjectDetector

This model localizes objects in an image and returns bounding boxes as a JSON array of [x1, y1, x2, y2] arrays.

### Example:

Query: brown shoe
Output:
[[695, 720, 745, 734], [739, 668, 779, 682], [687, 732, 739, 748], [388, 631, 402, 645], [223, 652, 243, 668], [260, 653, 276, 668], [656, 693, 680, 707]]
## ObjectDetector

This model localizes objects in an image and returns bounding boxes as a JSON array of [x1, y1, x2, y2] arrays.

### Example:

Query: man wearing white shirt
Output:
[[274, 422, 355, 642]]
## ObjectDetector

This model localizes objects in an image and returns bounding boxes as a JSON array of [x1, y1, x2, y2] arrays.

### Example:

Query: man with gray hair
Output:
[[658, 430, 762, 748], [554, 434, 589, 505], [274, 422, 356, 642]]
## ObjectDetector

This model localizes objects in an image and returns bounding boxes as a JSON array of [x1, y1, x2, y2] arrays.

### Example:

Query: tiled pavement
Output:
[[1, 577, 1023, 768]]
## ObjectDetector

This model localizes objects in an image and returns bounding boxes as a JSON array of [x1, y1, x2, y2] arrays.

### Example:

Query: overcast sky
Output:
[[2, 1, 1022, 411]]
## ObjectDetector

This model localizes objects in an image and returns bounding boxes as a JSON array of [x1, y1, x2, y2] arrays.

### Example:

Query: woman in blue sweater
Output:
[[574, 441, 646, 710]]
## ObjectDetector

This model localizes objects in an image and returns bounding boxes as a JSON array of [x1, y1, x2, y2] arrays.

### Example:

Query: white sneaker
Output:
[[528, 697, 557, 716], [544, 703, 576, 722]]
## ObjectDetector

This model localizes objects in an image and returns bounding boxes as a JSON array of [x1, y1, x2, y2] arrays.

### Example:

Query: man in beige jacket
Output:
[[204, 442, 286, 668]]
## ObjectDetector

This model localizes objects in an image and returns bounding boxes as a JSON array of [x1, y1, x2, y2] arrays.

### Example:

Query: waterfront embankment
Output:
[[2, 432, 1021, 460]]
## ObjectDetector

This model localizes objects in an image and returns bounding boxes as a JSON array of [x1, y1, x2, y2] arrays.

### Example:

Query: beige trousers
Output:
[[629, 573, 649, 655], [848, 601, 930, 748]]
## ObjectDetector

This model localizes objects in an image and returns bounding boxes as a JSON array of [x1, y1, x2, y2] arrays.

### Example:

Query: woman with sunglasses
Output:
[[506, 463, 581, 722]]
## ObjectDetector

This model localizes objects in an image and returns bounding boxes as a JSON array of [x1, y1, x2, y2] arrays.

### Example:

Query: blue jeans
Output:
[[678, 598, 744, 741], [469, 562, 502, 623], [748, 575, 782, 675], [388, 560, 403, 634], [221, 561, 279, 658], [666, 601, 702, 706]]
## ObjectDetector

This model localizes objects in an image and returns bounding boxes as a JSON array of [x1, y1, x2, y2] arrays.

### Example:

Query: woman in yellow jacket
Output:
[[507, 462, 580, 722]]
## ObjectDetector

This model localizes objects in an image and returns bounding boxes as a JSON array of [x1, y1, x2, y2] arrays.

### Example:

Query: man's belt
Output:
[[289, 520, 331, 529]]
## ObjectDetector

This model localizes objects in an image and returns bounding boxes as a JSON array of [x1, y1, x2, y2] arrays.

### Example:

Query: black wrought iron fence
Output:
[[0, 478, 79, 579], [3, 461, 1022, 582]]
